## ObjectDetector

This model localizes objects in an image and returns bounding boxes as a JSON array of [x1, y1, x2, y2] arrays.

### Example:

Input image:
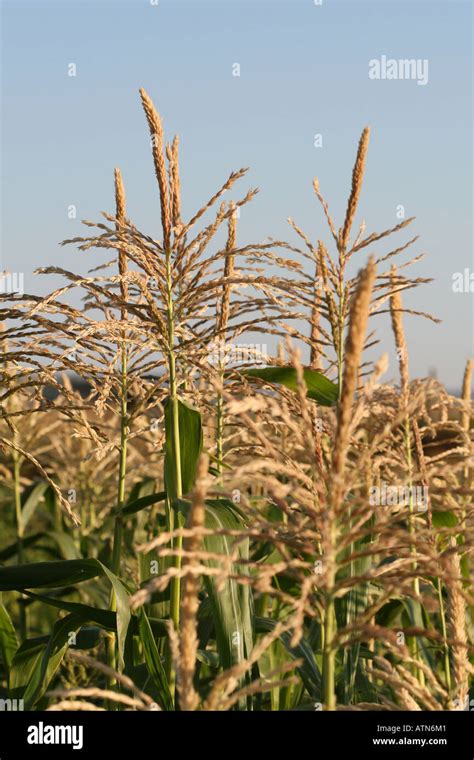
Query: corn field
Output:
[[0, 88, 472, 715]]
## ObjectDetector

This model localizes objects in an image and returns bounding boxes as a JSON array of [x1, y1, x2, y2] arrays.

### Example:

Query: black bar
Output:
[[0, 710, 472, 757]]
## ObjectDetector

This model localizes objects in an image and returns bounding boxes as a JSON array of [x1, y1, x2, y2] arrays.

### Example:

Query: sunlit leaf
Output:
[[234, 366, 339, 406]]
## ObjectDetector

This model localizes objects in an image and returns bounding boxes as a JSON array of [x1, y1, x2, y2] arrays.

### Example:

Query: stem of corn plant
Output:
[[215, 203, 236, 481], [343, 511, 355, 703], [334, 265, 348, 696], [12, 444, 26, 642], [336, 282, 345, 400], [8, 373, 27, 641], [165, 247, 183, 702], [323, 595, 336, 710], [216, 365, 225, 480], [107, 341, 128, 700], [108, 167, 129, 700], [322, 522, 337, 710], [437, 576, 452, 694], [404, 418, 425, 688], [326, 257, 376, 711], [112, 345, 128, 576], [389, 266, 425, 688], [325, 272, 343, 708]]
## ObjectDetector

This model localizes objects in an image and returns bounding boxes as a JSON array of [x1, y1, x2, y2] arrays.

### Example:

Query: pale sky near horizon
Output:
[[1, 0, 472, 390]]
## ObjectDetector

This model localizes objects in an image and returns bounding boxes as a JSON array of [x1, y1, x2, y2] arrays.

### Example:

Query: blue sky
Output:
[[1, 0, 472, 389]]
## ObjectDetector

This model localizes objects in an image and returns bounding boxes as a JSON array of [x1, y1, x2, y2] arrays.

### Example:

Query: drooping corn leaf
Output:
[[21, 589, 116, 631], [10, 627, 104, 652], [26, 613, 84, 708], [119, 490, 167, 517], [9, 613, 83, 707], [12, 593, 165, 703], [234, 366, 339, 406], [0, 530, 81, 563], [0, 558, 130, 671], [0, 558, 102, 590], [126, 478, 156, 504], [21, 589, 169, 638]]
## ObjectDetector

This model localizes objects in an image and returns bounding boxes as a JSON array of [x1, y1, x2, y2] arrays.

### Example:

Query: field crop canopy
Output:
[[0, 86, 472, 716]]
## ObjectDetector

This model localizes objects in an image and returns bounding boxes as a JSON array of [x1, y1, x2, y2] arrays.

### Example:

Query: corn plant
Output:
[[0, 89, 472, 712]]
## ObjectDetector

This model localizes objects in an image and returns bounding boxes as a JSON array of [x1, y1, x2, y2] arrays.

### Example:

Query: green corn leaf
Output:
[[72, 626, 103, 650], [375, 599, 404, 627], [339, 544, 372, 703], [14, 627, 102, 652], [0, 533, 44, 562], [136, 607, 173, 711], [28, 601, 160, 692], [401, 598, 435, 671], [98, 564, 130, 672], [126, 478, 156, 504], [21, 589, 169, 639], [0, 559, 102, 590], [233, 366, 339, 406], [432, 510, 458, 528], [21, 589, 116, 630], [164, 397, 203, 499], [0, 598, 18, 675], [9, 613, 83, 707], [9, 639, 45, 702], [181, 497, 254, 686], [256, 617, 321, 697], [25, 613, 83, 708], [119, 491, 167, 517], [21, 482, 50, 530], [259, 641, 284, 710], [196, 649, 220, 668], [0, 530, 81, 563], [201, 499, 254, 675], [0, 558, 130, 671], [47, 531, 82, 560]]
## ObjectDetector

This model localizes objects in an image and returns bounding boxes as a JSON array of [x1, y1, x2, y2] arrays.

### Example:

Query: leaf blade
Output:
[[235, 366, 338, 406]]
